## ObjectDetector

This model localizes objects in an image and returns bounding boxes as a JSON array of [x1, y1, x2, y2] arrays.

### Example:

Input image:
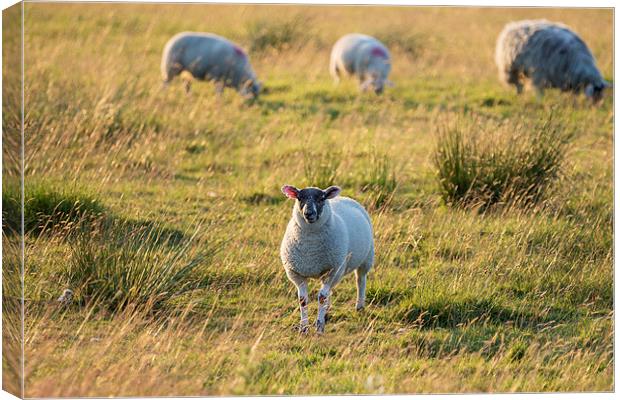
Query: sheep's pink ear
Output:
[[281, 185, 299, 199], [324, 186, 341, 199]]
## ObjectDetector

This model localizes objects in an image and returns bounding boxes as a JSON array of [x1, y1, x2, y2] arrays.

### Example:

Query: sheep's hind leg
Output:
[[316, 285, 331, 334], [316, 256, 350, 333], [355, 269, 367, 311], [214, 81, 225, 98], [179, 71, 193, 95], [330, 62, 341, 84], [184, 80, 192, 95]]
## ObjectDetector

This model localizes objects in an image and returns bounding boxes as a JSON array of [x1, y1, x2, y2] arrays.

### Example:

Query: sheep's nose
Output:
[[303, 211, 317, 223]]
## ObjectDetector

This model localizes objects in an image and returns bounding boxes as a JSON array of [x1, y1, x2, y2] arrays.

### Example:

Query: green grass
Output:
[[246, 14, 312, 53], [4, 3, 613, 397], [2, 182, 105, 234], [64, 217, 208, 313]]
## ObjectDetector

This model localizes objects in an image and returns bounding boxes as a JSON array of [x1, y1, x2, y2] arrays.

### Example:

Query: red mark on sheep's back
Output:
[[234, 45, 246, 58], [371, 46, 388, 58]]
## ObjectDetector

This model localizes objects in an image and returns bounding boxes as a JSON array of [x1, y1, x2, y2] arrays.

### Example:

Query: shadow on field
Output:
[[115, 218, 186, 247], [301, 90, 358, 104], [256, 89, 357, 117], [397, 297, 562, 330]]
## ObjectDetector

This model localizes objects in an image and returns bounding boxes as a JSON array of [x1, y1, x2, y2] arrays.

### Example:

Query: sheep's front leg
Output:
[[297, 280, 310, 333], [286, 269, 309, 333]]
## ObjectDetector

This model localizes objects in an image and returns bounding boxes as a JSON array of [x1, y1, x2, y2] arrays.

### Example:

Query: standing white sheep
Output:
[[161, 32, 262, 98], [330, 33, 393, 94], [495, 19, 609, 102], [280, 185, 374, 333]]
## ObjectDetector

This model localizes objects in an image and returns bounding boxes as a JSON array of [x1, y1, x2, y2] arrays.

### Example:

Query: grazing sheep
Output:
[[330, 33, 393, 94], [280, 185, 374, 333], [161, 32, 262, 98], [495, 19, 609, 102]]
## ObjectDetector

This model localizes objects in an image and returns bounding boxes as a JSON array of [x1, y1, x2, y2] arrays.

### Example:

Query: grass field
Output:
[[2, 3, 614, 396]]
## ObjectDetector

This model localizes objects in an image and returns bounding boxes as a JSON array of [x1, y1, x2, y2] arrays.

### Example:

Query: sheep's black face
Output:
[[591, 85, 606, 103], [585, 82, 609, 103], [296, 188, 326, 224], [281, 185, 342, 224]]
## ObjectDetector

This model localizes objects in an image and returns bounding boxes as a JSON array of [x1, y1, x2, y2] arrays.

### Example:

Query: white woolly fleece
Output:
[[329, 33, 392, 92], [495, 20, 606, 96], [280, 196, 374, 280], [161, 32, 260, 93]]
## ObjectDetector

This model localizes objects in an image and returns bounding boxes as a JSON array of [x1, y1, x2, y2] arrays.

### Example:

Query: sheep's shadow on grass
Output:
[[300, 90, 358, 105], [255, 89, 356, 117], [396, 325, 529, 360], [480, 96, 511, 107], [366, 286, 414, 307], [397, 297, 571, 330], [260, 83, 292, 95]]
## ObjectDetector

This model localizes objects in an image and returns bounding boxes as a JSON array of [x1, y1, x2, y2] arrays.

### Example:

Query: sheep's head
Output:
[[281, 185, 341, 224], [241, 79, 262, 99], [363, 54, 392, 95], [585, 80, 611, 103]]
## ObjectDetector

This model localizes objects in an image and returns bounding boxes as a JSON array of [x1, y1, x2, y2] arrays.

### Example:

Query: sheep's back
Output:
[[332, 34, 385, 74], [164, 32, 251, 84], [495, 20, 552, 72], [521, 25, 599, 89]]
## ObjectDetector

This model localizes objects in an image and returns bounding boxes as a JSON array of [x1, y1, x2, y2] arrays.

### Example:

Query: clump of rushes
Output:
[[65, 218, 208, 313], [434, 111, 572, 210]]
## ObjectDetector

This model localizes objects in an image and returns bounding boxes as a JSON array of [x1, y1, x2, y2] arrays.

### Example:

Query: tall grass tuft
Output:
[[2, 182, 105, 234], [245, 15, 310, 53], [374, 28, 424, 60], [64, 218, 208, 313], [434, 112, 572, 210], [357, 149, 398, 209], [302, 149, 341, 188]]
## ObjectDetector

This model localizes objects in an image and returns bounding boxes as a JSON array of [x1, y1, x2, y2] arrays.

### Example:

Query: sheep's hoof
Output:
[[315, 319, 325, 334], [296, 324, 309, 335], [356, 305, 365, 312]]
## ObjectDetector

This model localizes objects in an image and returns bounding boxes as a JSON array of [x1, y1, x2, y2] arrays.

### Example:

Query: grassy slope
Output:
[[15, 4, 613, 396]]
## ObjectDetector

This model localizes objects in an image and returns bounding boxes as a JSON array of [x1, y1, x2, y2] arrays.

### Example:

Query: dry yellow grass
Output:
[[1, 3, 613, 396]]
